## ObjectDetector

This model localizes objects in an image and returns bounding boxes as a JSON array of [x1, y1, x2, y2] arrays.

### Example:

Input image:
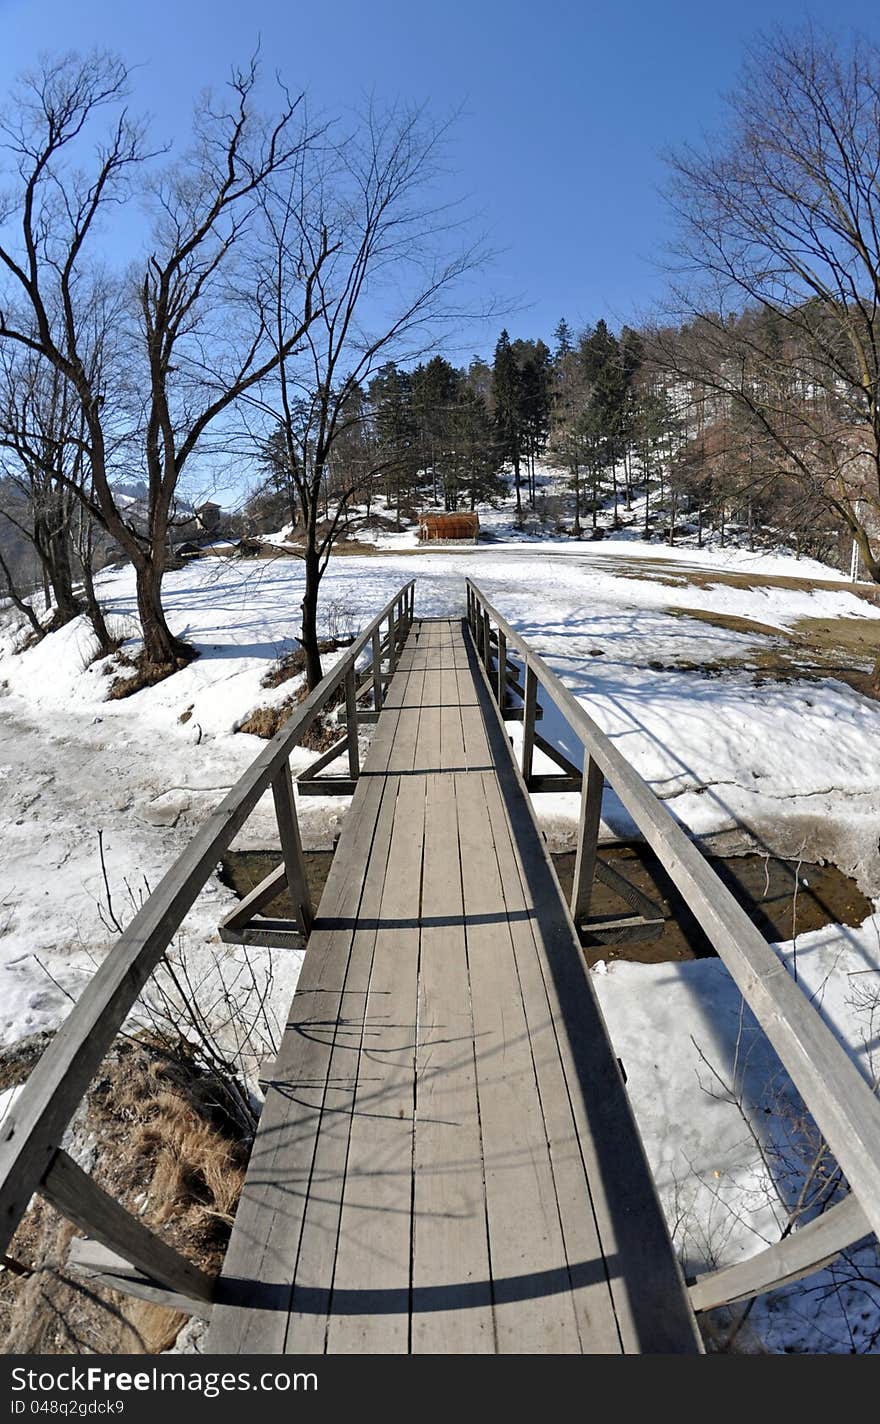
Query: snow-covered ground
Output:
[[2, 535, 879, 1351]]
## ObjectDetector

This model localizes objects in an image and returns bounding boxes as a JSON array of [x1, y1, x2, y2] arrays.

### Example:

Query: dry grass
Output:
[[240, 639, 352, 748], [0, 1035, 247, 1355], [108, 646, 196, 700], [237, 700, 295, 739]]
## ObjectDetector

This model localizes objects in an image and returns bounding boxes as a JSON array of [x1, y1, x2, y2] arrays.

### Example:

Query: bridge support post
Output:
[[344, 668, 360, 780], [522, 663, 538, 785], [388, 605, 397, 674], [571, 754, 605, 923], [272, 762, 314, 937], [496, 629, 507, 709], [371, 629, 384, 711]]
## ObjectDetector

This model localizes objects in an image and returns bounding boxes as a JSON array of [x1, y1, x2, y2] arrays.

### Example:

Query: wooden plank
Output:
[[454, 768, 582, 1352], [219, 862, 288, 933], [411, 770, 494, 1352], [283, 776, 403, 1352], [689, 1193, 871, 1312], [571, 756, 604, 923], [324, 778, 425, 1351], [208, 684, 412, 1353], [296, 734, 348, 782], [481, 771, 622, 1353], [42, 1150, 214, 1303], [467, 646, 703, 1352], [344, 668, 360, 779], [67, 1239, 213, 1319], [272, 762, 313, 936], [521, 663, 539, 785]]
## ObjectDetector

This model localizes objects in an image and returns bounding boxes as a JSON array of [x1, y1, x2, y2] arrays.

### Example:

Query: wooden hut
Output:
[[417, 511, 480, 543]]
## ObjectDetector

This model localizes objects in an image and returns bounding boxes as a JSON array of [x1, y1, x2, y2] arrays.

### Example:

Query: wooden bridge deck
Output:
[[207, 618, 701, 1354]]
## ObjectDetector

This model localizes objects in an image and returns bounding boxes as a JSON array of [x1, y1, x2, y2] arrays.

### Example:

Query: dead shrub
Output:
[[237, 701, 295, 738], [0, 1035, 247, 1355], [108, 646, 196, 700]]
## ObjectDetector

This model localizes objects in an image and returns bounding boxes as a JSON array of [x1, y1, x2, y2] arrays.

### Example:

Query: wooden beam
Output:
[[67, 1239, 213, 1319], [496, 629, 507, 708], [689, 1194, 871, 1312], [580, 913, 666, 945], [296, 734, 348, 782], [344, 668, 360, 780], [521, 663, 539, 784], [571, 756, 605, 923], [388, 605, 397, 674], [526, 773, 581, 792], [371, 629, 383, 711], [534, 731, 582, 780], [220, 919, 305, 950], [272, 762, 313, 938], [42, 1150, 214, 1303], [219, 861, 288, 934], [296, 777, 358, 797], [594, 857, 664, 925]]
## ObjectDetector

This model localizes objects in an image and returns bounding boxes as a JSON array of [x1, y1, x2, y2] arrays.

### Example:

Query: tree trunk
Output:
[[300, 545, 323, 690], [135, 559, 190, 668], [45, 525, 80, 627]]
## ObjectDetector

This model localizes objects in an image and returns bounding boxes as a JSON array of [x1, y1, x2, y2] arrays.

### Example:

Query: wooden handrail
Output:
[[0, 580, 415, 1263], [465, 577, 880, 1276]]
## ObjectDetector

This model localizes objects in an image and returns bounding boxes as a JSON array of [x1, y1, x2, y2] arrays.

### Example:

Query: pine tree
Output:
[[368, 362, 417, 527], [492, 329, 524, 524]]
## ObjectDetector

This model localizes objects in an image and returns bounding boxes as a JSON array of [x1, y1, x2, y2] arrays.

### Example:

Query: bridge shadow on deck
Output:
[[214, 1256, 618, 1315]]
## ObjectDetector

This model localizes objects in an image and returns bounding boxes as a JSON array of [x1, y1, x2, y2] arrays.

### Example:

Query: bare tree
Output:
[[245, 101, 491, 688], [0, 52, 331, 673], [659, 27, 880, 592]]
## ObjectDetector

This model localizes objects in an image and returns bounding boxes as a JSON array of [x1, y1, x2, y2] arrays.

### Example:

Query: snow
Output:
[[2, 528, 879, 1351]]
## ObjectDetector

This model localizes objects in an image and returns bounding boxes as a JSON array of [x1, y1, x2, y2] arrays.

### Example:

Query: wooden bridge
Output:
[[2, 578, 880, 1354]]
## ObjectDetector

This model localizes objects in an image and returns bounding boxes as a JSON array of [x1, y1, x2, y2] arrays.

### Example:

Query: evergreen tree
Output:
[[492, 329, 525, 524], [368, 362, 417, 527], [553, 317, 574, 359]]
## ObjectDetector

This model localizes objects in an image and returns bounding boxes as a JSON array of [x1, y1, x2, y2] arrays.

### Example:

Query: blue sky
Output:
[[0, 0, 877, 358]]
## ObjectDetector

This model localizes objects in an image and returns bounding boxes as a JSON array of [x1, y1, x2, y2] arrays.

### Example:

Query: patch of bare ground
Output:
[[656, 606, 880, 701], [0, 1035, 247, 1355], [608, 557, 880, 602], [108, 646, 197, 700]]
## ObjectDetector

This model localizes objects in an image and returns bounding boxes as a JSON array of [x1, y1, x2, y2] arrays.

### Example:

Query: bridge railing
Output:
[[466, 576, 880, 1314], [0, 579, 415, 1314]]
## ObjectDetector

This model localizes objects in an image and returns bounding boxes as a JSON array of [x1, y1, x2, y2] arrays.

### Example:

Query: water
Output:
[[219, 844, 872, 968]]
